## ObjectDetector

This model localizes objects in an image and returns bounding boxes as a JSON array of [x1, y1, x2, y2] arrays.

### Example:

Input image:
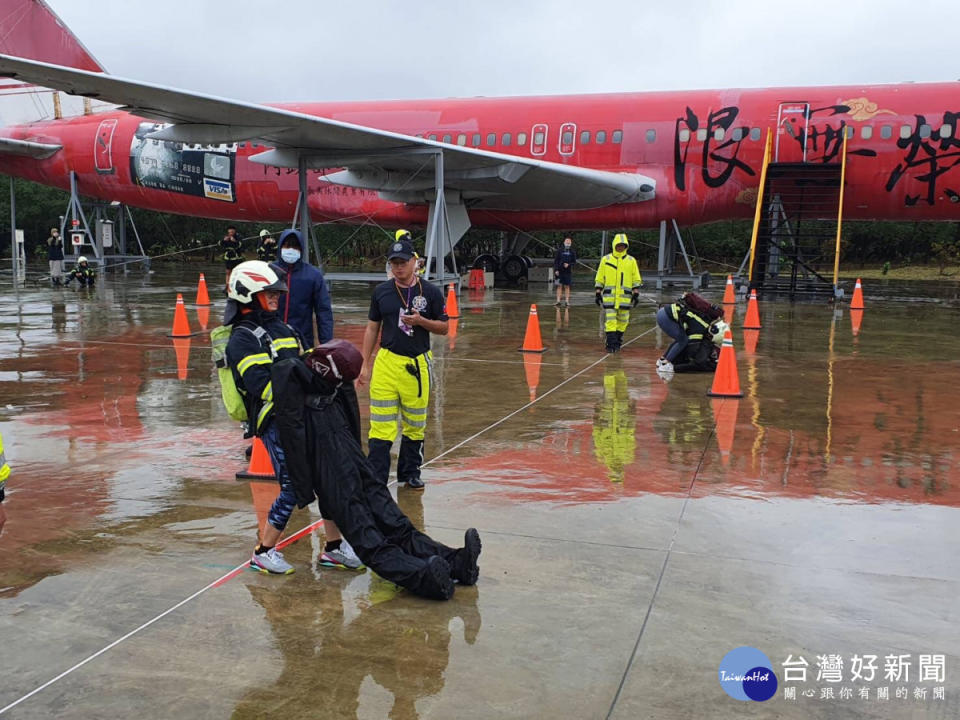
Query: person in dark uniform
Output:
[[220, 225, 244, 288], [358, 232, 448, 491], [256, 229, 278, 263], [63, 256, 96, 287], [554, 237, 577, 307]]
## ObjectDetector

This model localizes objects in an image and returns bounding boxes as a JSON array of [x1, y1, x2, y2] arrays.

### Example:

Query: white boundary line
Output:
[[0, 325, 654, 714]]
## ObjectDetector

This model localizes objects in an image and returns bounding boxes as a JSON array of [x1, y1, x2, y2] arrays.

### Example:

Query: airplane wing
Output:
[[0, 54, 655, 211]]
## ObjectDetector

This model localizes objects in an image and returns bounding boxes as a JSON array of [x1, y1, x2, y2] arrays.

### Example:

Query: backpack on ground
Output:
[[210, 322, 271, 422], [681, 292, 724, 322]]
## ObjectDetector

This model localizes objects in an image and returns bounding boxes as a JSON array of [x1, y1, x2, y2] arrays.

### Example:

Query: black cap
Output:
[[387, 238, 416, 261]]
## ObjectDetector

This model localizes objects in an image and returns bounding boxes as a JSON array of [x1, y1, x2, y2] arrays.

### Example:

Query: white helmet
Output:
[[227, 260, 287, 304], [709, 319, 730, 347], [77, 255, 88, 264]]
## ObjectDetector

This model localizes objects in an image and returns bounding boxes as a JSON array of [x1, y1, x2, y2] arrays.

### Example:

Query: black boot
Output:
[[605, 331, 617, 353], [367, 438, 393, 484], [615, 331, 624, 352], [398, 436, 425, 490], [453, 528, 482, 585]]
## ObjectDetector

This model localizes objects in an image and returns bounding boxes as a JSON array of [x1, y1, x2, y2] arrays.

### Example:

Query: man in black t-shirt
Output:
[[359, 231, 448, 490]]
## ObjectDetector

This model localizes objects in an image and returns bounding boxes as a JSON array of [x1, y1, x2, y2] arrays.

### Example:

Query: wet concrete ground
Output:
[[0, 266, 958, 719]]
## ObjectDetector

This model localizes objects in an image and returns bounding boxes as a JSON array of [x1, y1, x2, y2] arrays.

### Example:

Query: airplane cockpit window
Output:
[[679, 128, 690, 142], [696, 128, 707, 142], [646, 129, 657, 143], [861, 126, 873, 140], [487, 133, 497, 146], [612, 130, 623, 143], [518, 132, 528, 146], [472, 133, 482, 146], [880, 125, 892, 139], [750, 127, 761, 141], [457, 133, 467, 145], [940, 124, 952, 139], [596, 130, 606, 144], [502, 132, 512, 146], [900, 125, 912, 139], [919, 124, 932, 139], [581, 130, 591, 144]]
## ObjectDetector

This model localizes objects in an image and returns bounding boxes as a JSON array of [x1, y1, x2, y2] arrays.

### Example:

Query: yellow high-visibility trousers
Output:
[[368, 348, 431, 442], [602, 305, 631, 333]]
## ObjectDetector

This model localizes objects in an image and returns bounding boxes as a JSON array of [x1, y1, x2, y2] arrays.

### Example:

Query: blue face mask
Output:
[[281, 248, 301, 264]]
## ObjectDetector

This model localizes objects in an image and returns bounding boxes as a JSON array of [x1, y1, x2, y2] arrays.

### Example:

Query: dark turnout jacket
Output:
[[273, 229, 333, 347]]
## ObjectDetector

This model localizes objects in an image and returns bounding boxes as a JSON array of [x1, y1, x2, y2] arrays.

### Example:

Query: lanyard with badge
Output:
[[395, 279, 424, 337]]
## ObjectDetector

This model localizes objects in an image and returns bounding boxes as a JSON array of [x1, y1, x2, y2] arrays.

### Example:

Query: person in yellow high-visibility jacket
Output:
[[0, 431, 9, 536], [594, 233, 642, 352]]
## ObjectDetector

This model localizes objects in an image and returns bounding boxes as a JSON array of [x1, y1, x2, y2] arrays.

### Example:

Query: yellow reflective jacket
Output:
[[594, 251, 642, 309], [0, 431, 9, 486]]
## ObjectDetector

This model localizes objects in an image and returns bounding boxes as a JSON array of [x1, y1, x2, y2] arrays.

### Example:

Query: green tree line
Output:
[[1, 175, 957, 272]]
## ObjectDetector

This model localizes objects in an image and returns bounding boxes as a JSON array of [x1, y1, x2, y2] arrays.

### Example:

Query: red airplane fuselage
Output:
[[1, 83, 958, 230]]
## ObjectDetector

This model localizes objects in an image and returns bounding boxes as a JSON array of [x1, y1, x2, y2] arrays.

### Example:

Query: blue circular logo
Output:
[[718, 647, 778, 702]]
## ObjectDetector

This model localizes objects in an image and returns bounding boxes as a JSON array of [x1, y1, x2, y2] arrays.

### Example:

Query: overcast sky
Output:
[[9, 0, 960, 120]]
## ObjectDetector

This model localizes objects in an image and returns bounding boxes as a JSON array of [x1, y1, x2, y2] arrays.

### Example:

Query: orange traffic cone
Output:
[[850, 278, 865, 309], [172, 337, 191, 381], [196, 305, 210, 332], [743, 329, 759, 356], [168, 293, 192, 337], [195, 273, 212, 306], [523, 352, 542, 402], [723, 304, 734, 325], [248, 481, 281, 541], [519, 304, 547, 353], [722, 275, 736, 304], [445, 284, 460, 319], [711, 398, 740, 467], [448, 318, 458, 351], [707, 330, 744, 398], [743, 289, 762, 330], [850, 309, 864, 337], [236, 437, 276, 480]]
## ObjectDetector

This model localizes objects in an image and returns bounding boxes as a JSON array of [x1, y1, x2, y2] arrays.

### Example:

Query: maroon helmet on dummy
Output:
[[303, 339, 363, 385]]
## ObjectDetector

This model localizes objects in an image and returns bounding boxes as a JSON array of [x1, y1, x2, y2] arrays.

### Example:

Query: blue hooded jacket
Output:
[[274, 229, 333, 346]]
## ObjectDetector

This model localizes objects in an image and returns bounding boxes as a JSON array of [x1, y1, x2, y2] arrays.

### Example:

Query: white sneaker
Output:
[[656, 358, 674, 372], [319, 541, 365, 570], [250, 547, 295, 575], [656, 367, 675, 383]]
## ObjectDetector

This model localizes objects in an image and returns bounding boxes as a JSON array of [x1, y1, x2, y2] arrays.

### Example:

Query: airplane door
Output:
[[775, 102, 809, 163], [531, 123, 548, 156], [94, 118, 118, 174], [558, 122, 576, 156]]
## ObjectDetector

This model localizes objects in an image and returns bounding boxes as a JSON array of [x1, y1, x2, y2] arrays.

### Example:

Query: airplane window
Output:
[[534, 131, 545, 144], [880, 125, 892, 139], [900, 125, 912, 139], [612, 130, 623, 144], [645, 129, 656, 143], [731, 128, 744, 141], [415, 134, 423, 138], [696, 128, 707, 141], [472, 133, 481, 146], [562, 131, 574, 145], [487, 133, 496, 146], [844, 126, 854, 139], [457, 134, 467, 146], [252, 142, 259, 148], [715, 128, 725, 141], [750, 127, 761, 141], [940, 125, 952, 139], [581, 130, 591, 144], [596, 130, 606, 144], [919, 124, 931, 139], [679, 128, 690, 142], [861, 126, 872, 140], [502, 132, 512, 146], [442, 134, 452, 143], [239, 142, 246, 148], [518, 132, 527, 145], [429, 134, 437, 141]]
